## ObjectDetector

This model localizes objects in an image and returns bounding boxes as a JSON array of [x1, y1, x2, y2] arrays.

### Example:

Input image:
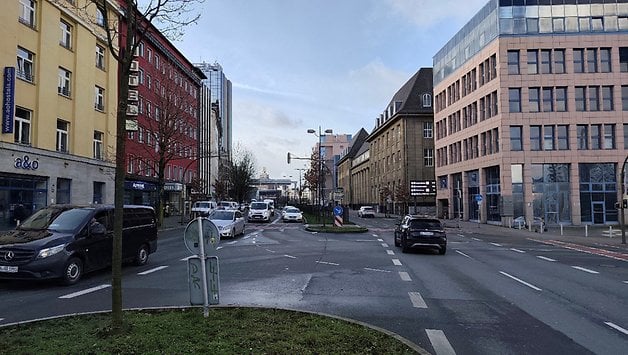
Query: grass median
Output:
[[0, 307, 419, 354]]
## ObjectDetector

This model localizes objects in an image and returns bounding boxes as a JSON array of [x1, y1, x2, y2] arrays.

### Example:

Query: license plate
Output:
[[0, 265, 18, 273]]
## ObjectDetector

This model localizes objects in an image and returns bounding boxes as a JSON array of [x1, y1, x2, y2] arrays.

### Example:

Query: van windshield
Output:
[[250, 202, 267, 210], [48, 208, 93, 233], [194, 202, 211, 208], [18, 207, 68, 230]]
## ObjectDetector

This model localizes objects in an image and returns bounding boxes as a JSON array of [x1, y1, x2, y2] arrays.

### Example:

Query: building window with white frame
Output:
[[94, 86, 104, 111], [19, 0, 36, 28], [93, 131, 104, 159], [95, 44, 105, 70], [56, 120, 69, 153], [17, 46, 35, 82], [95, 6, 105, 27], [424, 149, 434, 167], [423, 121, 433, 138], [14, 107, 32, 145], [59, 19, 72, 49], [422, 93, 432, 108], [58, 67, 71, 97]]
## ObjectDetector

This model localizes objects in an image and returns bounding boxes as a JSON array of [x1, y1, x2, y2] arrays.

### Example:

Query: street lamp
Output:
[[308, 127, 332, 226]]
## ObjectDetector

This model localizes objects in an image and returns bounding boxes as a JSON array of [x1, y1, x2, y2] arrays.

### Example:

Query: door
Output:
[[592, 202, 605, 224]]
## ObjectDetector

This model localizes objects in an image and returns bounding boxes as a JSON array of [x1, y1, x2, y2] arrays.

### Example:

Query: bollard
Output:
[[585, 224, 588, 237], [560, 223, 564, 236], [609, 225, 613, 238]]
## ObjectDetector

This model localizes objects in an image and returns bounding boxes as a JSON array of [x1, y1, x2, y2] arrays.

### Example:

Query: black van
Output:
[[0, 204, 157, 285]]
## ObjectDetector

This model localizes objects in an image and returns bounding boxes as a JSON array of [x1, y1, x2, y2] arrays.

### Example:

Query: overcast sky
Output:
[[176, 0, 488, 180]]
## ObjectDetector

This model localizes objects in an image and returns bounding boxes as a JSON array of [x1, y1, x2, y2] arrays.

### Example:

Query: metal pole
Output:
[[319, 126, 325, 227], [620, 155, 627, 244], [196, 217, 210, 317]]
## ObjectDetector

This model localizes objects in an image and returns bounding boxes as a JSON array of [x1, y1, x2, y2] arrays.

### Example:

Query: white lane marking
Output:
[[399, 272, 412, 281], [137, 266, 168, 275], [409, 292, 428, 308], [623, 281, 628, 284], [377, 239, 384, 242], [265, 248, 276, 253], [243, 235, 252, 239], [471, 237, 482, 241], [356, 239, 377, 242], [0, 318, 3, 322], [490, 242, 502, 247], [499, 271, 542, 291], [180, 256, 193, 261], [392, 259, 402, 266], [381, 243, 389, 248], [572, 266, 599, 274], [216, 246, 224, 250], [227, 241, 238, 245], [372, 234, 378, 237], [386, 250, 395, 255], [316, 261, 339, 266], [457, 234, 465, 238], [426, 329, 456, 355], [59, 284, 111, 299], [364, 267, 391, 273], [605, 322, 628, 335], [510, 248, 525, 253], [455, 250, 472, 259], [283, 254, 297, 259], [537, 256, 556, 262]]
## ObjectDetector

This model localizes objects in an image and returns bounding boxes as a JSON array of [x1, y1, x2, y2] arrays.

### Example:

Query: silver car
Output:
[[208, 209, 246, 238]]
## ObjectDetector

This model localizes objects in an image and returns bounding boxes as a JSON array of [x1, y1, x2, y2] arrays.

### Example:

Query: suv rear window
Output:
[[408, 219, 442, 230]]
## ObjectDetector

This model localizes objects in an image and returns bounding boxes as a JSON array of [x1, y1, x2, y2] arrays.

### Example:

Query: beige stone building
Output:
[[336, 128, 369, 208], [433, 0, 628, 226]]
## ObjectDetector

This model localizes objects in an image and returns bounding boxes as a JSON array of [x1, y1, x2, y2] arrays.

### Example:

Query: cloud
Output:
[[385, 0, 488, 28]]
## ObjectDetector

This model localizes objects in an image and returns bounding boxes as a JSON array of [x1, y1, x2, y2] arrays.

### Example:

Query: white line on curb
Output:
[[605, 322, 628, 335], [572, 266, 599, 274], [499, 271, 542, 291], [536, 256, 556, 262], [392, 259, 402, 266], [138, 266, 168, 275], [399, 272, 412, 281], [59, 284, 111, 299], [426, 329, 456, 355], [409, 292, 428, 308]]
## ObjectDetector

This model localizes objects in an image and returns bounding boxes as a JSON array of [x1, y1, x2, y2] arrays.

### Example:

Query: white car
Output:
[[282, 207, 303, 223], [208, 209, 245, 238], [358, 206, 375, 218]]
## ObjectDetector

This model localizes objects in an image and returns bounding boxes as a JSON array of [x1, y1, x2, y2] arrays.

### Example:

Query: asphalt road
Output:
[[1, 212, 627, 355]]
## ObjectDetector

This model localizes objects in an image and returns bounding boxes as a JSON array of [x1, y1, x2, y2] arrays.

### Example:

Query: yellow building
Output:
[[0, 0, 119, 229]]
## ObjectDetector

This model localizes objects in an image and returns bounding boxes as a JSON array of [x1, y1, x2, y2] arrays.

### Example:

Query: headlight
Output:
[[37, 244, 67, 259]]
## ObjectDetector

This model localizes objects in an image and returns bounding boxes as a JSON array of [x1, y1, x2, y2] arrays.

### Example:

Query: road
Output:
[[1, 212, 627, 354]]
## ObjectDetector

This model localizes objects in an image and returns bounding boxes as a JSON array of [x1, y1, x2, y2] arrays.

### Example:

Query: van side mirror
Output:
[[90, 222, 106, 235]]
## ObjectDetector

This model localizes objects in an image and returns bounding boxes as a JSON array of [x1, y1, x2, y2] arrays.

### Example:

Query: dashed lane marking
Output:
[[283, 254, 297, 259], [426, 329, 456, 355], [536, 256, 556, 262], [471, 237, 482, 241], [399, 272, 412, 281], [381, 243, 389, 248], [455, 250, 472, 259], [59, 284, 111, 299], [499, 271, 542, 291], [409, 292, 428, 308], [377, 239, 384, 242], [605, 322, 628, 336], [364, 267, 391, 273], [386, 250, 395, 255], [572, 266, 599, 274], [138, 266, 168, 275], [372, 234, 378, 237], [490, 242, 502, 247], [316, 261, 339, 266], [265, 248, 276, 253], [392, 259, 402, 266], [510, 248, 525, 253]]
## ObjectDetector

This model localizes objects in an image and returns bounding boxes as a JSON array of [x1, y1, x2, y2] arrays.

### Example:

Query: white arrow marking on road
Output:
[[510, 248, 525, 253], [537, 256, 556, 262], [386, 250, 395, 255], [392, 259, 402, 266], [490, 242, 502, 247], [426, 329, 456, 355], [499, 271, 542, 291], [316, 261, 339, 266], [381, 243, 389, 248], [284, 254, 297, 259], [455, 250, 472, 259], [138, 266, 168, 275], [572, 266, 599, 274], [409, 292, 428, 308], [604, 322, 628, 335], [399, 272, 412, 281], [364, 267, 391, 273], [59, 284, 111, 299]]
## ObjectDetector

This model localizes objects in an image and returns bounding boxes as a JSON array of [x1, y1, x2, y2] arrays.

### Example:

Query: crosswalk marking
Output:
[[399, 271, 412, 281], [408, 292, 427, 308], [426, 329, 456, 355], [392, 259, 402, 266]]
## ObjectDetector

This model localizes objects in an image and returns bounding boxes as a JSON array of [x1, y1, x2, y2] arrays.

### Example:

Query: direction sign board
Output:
[[410, 180, 436, 196]]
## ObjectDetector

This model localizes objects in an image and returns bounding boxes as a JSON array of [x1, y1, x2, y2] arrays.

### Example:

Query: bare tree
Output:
[[228, 145, 257, 203]]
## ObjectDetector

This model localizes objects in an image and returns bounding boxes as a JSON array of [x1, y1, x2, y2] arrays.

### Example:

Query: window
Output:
[[600, 48, 611, 73], [530, 126, 541, 151], [577, 125, 588, 150], [587, 48, 597, 73], [14, 107, 32, 145], [95, 44, 105, 70], [17, 46, 34, 82], [424, 149, 434, 167], [542, 87, 553, 112], [58, 67, 71, 97], [555, 87, 567, 112], [591, 124, 601, 150], [543, 125, 555, 150], [147, 48, 152, 63], [588, 86, 599, 111], [508, 50, 520, 74], [623, 85, 628, 111], [19, 0, 36, 27], [56, 120, 69, 153], [624, 124, 628, 149], [422, 93, 432, 108], [59, 19, 72, 49], [529, 87, 540, 112], [602, 86, 613, 111], [557, 125, 569, 150], [527, 50, 538, 74], [620, 47, 628, 72], [510, 126, 523, 151], [603, 124, 615, 149], [575, 86, 586, 112], [93, 131, 104, 159], [94, 86, 104, 111], [573, 49, 584, 73], [554, 49, 565, 74], [146, 74, 151, 89], [509, 88, 521, 112], [540, 49, 551, 74], [423, 122, 433, 138], [96, 7, 105, 27], [155, 55, 160, 69]]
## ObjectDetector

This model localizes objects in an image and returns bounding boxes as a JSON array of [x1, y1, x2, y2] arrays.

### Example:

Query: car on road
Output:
[[282, 207, 303, 223], [191, 200, 216, 218], [208, 209, 245, 238], [357, 206, 375, 218], [394, 215, 447, 254], [217, 201, 239, 210], [248, 201, 272, 222]]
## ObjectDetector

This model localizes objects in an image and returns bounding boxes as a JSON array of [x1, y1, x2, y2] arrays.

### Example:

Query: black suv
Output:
[[394, 215, 447, 254]]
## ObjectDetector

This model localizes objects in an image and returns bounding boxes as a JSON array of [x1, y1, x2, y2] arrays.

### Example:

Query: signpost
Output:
[[410, 180, 436, 196], [475, 194, 483, 225], [184, 217, 220, 317]]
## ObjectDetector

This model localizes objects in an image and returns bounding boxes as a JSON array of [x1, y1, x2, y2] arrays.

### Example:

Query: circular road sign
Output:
[[184, 218, 220, 256], [475, 194, 483, 203], [333, 205, 344, 216]]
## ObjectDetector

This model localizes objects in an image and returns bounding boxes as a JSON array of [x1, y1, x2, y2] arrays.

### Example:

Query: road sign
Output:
[[188, 256, 219, 305], [410, 180, 436, 196], [333, 205, 343, 216], [184, 218, 219, 256], [475, 194, 483, 204]]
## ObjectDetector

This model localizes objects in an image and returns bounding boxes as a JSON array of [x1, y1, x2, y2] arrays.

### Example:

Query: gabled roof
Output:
[[337, 128, 369, 165]]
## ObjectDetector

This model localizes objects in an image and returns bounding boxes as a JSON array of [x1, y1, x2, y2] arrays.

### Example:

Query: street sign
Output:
[[184, 218, 219, 256], [410, 180, 436, 196], [475, 194, 483, 204], [188, 256, 219, 305], [333, 205, 343, 216]]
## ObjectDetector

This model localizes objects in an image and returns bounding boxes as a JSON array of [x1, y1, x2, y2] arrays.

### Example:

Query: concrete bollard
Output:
[[585, 224, 588, 237], [560, 224, 564, 236]]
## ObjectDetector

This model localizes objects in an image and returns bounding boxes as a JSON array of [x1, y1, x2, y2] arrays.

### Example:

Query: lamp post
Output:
[[308, 127, 332, 226]]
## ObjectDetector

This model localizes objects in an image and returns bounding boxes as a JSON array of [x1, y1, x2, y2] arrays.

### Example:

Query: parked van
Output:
[[191, 200, 216, 218], [0, 204, 157, 285], [218, 201, 239, 210]]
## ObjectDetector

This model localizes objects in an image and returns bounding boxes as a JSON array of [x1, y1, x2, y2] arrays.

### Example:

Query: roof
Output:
[[336, 128, 369, 165]]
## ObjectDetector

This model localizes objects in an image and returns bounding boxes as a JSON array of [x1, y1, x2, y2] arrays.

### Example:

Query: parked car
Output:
[[208, 209, 245, 238], [217, 201, 239, 210], [357, 206, 375, 218], [282, 207, 303, 223], [248, 201, 272, 222], [0, 204, 157, 285], [394, 215, 447, 254]]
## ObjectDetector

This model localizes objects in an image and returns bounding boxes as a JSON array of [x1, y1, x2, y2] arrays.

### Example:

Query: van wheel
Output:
[[134, 244, 149, 266], [62, 258, 83, 285]]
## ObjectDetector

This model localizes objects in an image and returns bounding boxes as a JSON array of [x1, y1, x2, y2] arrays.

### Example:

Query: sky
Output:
[[175, 0, 488, 180]]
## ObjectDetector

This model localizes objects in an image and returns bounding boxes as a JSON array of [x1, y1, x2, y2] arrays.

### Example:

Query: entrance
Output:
[[592, 202, 605, 224]]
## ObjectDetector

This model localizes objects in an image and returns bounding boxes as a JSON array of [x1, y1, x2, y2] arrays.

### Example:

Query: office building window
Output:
[[557, 125, 569, 150], [527, 50, 538, 74], [56, 178, 71, 204], [17, 46, 34, 82], [588, 87, 599, 111], [624, 124, 628, 149], [424, 149, 434, 167], [58, 67, 71, 97], [573, 48, 584, 73], [530, 125, 541, 151], [509, 88, 521, 113], [56, 120, 69, 153], [93, 131, 104, 159], [540, 49, 552, 74], [542, 87, 553, 112], [556, 87, 567, 112], [529, 87, 540, 112], [575, 86, 586, 112], [591, 124, 601, 150], [510, 126, 523, 151], [543, 125, 555, 151], [423, 122, 433, 138], [623, 86, 628, 111], [96, 44, 105, 70], [601, 86, 613, 111], [586, 48, 597, 73], [508, 50, 519, 74], [600, 48, 611, 73], [94, 86, 104, 111], [577, 125, 588, 150], [603, 124, 615, 150], [554, 49, 565, 74], [422, 93, 432, 108], [14, 107, 32, 145], [59, 19, 72, 49], [19, 0, 36, 28], [620, 47, 628, 72]]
